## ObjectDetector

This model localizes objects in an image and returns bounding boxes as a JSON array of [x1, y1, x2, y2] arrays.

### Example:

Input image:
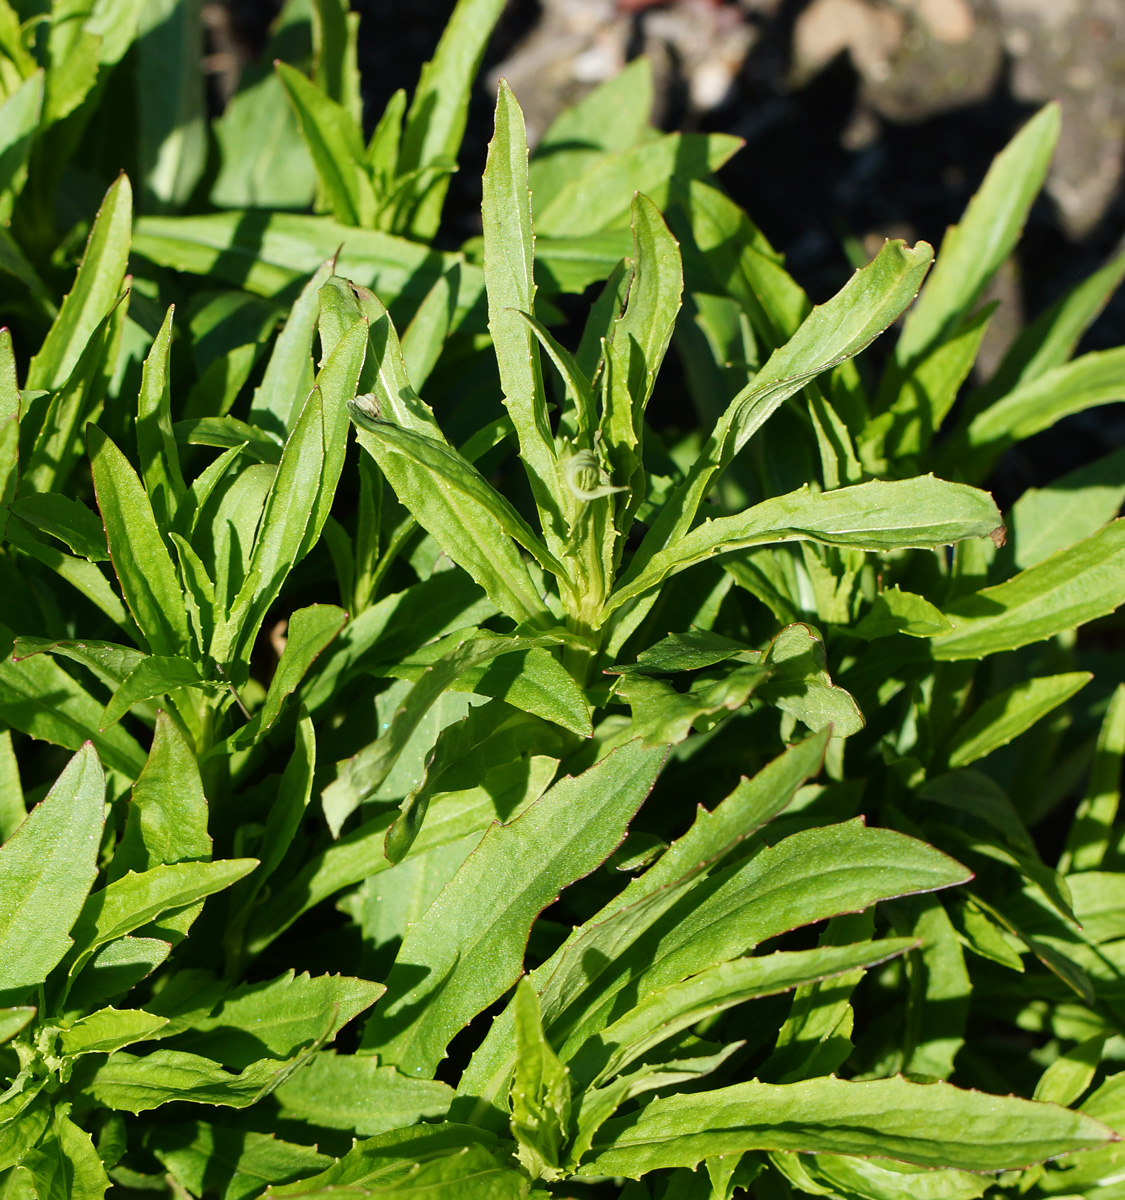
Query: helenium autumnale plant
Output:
[[2, 1, 1125, 1196]]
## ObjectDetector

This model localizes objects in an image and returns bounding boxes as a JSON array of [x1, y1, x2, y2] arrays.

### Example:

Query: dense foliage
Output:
[[2, 0, 1125, 1198]]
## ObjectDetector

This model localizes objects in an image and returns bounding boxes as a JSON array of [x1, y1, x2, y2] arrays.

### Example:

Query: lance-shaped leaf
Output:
[[361, 739, 667, 1076], [946, 347, 1125, 480], [457, 731, 829, 1122], [577, 1075, 1116, 1177], [88, 426, 192, 658], [9, 493, 109, 561], [396, 0, 507, 240], [1062, 683, 1125, 873], [267, 1133, 523, 1199], [220, 384, 325, 664], [570, 939, 916, 1091], [892, 103, 1060, 372], [552, 819, 970, 1064], [100, 655, 216, 729], [625, 240, 935, 593], [933, 518, 1125, 660], [0, 744, 103, 1004], [170, 970, 384, 1067], [27, 174, 132, 392], [272, 1051, 454, 1136], [59, 1007, 169, 1056], [535, 132, 742, 238], [350, 406, 559, 628], [245, 751, 554, 957], [135, 304, 185, 526], [235, 605, 347, 747], [276, 62, 375, 228], [85, 1047, 321, 1114], [68, 859, 258, 970], [0, 629, 146, 775], [147, 1122, 330, 1200], [111, 710, 211, 879], [251, 257, 336, 437], [324, 631, 556, 838], [945, 673, 1091, 769], [482, 81, 565, 552], [510, 978, 571, 1179], [609, 476, 1001, 618]]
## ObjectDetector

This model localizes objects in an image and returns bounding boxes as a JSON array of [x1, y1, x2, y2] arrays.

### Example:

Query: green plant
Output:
[[3, 2, 1125, 1197]]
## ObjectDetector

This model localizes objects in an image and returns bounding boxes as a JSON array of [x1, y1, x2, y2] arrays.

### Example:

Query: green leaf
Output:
[[324, 632, 557, 838], [529, 58, 654, 213], [615, 665, 769, 747], [250, 257, 335, 438], [1034, 1034, 1105, 1107], [147, 1121, 330, 1200], [0, 70, 40, 198], [610, 477, 1001, 618], [1062, 683, 1125, 873], [510, 978, 571, 1180], [111, 709, 211, 878], [21, 1103, 110, 1200], [245, 757, 549, 957], [0, 329, 17, 542], [950, 347, 1125, 479], [22, 298, 124, 497], [218, 389, 324, 665], [551, 819, 970, 1067], [892, 103, 1060, 371], [133, 212, 484, 316], [0, 730, 24, 843], [757, 623, 864, 737], [85, 1047, 315, 1113], [852, 586, 953, 640], [67, 935, 171, 1013], [136, 0, 206, 209], [578, 1075, 1114, 1177], [362, 739, 667, 1076], [59, 1006, 169, 1055], [8, 493, 108, 561], [69, 858, 257, 969], [1006, 445, 1125, 571], [173, 415, 282, 463], [0, 744, 103, 1003], [945, 673, 1091, 768], [396, 0, 507, 240], [27, 174, 131, 393], [100, 655, 214, 729], [88, 425, 191, 657], [458, 732, 829, 1117], [351, 405, 558, 626], [171, 970, 384, 1067], [482, 81, 565, 553], [235, 605, 346, 746], [536, 133, 743, 238], [276, 61, 374, 227], [211, 66, 317, 211], [0, 628, 146, 775], [272, 1050, 454, 1135], [11, 636, 142, 690], [135, 304, 185, 526], [624, 240, 937, 604], [0, 1006, 33, 1045], [266, 1127, 521, 1199], [933, 518, 1125, 659], [972, 243, 1125, 413], [572, 938, 915, 1090]]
